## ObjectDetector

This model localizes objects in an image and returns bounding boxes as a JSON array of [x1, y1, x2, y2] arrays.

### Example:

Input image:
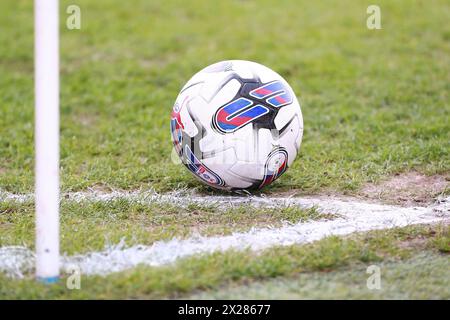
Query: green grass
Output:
[[187, 252, 450, 299], [0, 0, 449, 194], [0, 0, 449, 300], [0, 224, 448, 299], [0, 198, 332, 254]]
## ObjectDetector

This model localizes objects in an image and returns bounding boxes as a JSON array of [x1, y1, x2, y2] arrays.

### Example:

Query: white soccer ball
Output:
[[170, 60, 303, 191]]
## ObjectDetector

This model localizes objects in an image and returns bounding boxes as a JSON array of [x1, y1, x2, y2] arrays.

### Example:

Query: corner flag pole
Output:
[[35, 0, 60, 282]]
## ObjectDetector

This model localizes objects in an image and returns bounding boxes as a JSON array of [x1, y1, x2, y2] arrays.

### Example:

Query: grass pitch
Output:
[[0, 0, 449, 299], [0, 0, 448, 193], [0, 197, 330, 254], [1, 224, 448, 299]]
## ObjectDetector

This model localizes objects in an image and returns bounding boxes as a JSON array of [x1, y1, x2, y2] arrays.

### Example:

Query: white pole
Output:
[[35, 0, 60, 282]]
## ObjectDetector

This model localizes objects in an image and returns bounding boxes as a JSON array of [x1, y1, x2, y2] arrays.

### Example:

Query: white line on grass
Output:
[[0, 190, 449, 278]]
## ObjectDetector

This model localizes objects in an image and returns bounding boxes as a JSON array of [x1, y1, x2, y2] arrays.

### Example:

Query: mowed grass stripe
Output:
[[187, 252, 450, 300]]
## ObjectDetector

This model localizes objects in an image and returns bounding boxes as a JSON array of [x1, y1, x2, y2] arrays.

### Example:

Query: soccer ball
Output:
[[170, 60, 303, 191]]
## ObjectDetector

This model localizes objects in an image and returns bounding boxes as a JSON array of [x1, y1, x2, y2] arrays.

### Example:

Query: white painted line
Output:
[[3, 188, 447, 211], [0, 191, 448, 278]]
